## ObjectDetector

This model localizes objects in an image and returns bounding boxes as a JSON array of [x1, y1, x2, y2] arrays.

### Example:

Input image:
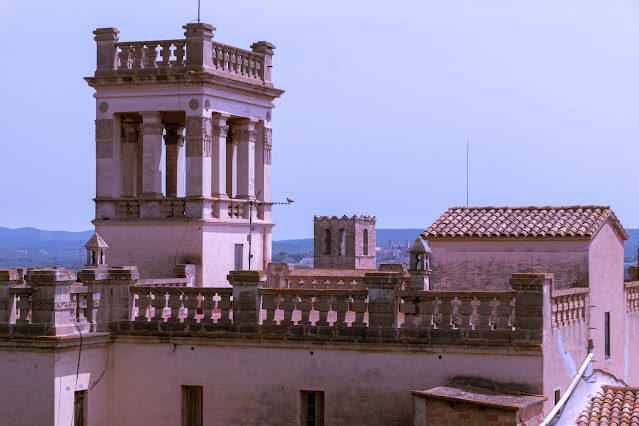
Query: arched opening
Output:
[[90, 251, 96, 265], [324, 229, 331, 255], [363, 229, 369, 256], [338, 229, 345, 256]]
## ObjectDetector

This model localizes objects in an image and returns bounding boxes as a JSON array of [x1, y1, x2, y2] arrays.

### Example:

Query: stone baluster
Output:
[[315, 294, 331, 326], [333, 294, 349, 327], [365, 272, 401, 328], [350, 293, 367, 327], [217, 291, 232, 326], [164, 123, 185, 198], [159, 42, 172, 68], [229, 270, 264, 326], [93, 28, 120, 72], [280, 294, 296, 326], [143, 43, 158, 68], [297, 294, 313, 325]]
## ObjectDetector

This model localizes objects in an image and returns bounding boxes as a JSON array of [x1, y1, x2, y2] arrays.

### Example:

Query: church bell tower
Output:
[[86, 23, 284, 286]]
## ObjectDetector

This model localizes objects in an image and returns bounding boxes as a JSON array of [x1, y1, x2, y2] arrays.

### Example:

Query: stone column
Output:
[[93, 28, 119, 72], [183, 23, 215, 71], [226, 128, 238, 198], [250, 41, 275, 87], [365, 272, 401, 328], [211, 113, 230, 198], [235, 118, 258, 200], [185, 111, 212, 218], [95, 117, 117, 198], [121, 122, 139, 197], [139, 112, 164, 198], [164, 124, 185, 198], [229, 270, 264, 327]]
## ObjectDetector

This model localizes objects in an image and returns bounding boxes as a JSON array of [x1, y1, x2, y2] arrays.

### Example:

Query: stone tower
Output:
[[86, 23, 284, 286], [313, 216, 376, 269]]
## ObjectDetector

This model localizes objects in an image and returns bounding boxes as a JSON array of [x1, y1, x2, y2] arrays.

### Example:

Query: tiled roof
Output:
[[575, 386, 639, 425], [422, 206, 628, 240]]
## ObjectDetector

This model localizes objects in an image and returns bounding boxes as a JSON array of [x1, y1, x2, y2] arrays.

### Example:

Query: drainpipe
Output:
[[539, 339, 595, 426]]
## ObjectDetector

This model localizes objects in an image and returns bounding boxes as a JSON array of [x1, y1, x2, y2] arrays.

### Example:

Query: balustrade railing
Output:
[[259, 289, 368, 327], [131, 286, 233, 325], [115, 40, 186, 71], [626, 282, 639, 313], [211, 42, 265, 83], [159, 199, 185, 218], [551, 288, 589, 329], [398, 291, 516, 331]]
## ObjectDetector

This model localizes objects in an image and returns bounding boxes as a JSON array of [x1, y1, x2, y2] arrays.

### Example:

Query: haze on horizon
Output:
[[1, 0, 639, 240]]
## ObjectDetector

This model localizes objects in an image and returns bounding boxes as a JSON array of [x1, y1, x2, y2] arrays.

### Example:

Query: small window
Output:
[[324, 229, 331, 255], [363, 229, 369, 256], [554, 388, 561, 414], [234, 244, 243, 270], [338, 229, 345, 256], [301, 390, 324, 426], [182, 386, 203, 426], [74, 390, 87, 426], [605, 312, 610, 359]]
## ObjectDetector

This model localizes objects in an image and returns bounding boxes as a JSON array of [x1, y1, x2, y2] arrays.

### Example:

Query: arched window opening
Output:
[[363, 229, 369, 256], [338, 229, 345, 256], [324, 229, 331, 255], [90, 251, 96, 265]]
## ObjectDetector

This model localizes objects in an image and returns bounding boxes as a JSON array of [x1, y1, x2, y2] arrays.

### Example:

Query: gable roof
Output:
[[575, 385, 639, 425], [422, 206, 628, 240], [84, 233, 109, 249]]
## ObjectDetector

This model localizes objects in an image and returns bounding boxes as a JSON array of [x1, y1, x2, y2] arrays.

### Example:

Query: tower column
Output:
[[235, 118, 258, 200], [164, 124, 185, 197], [211, 113, 230, 198], [185, 112, 212, 198], [121, 122, 139, 197], [226, 129, 238, 198], [139, 112, 164, 198]]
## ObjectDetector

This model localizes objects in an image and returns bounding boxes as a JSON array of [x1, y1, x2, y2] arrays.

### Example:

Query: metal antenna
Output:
[[197, 0, 201, 23], [247, 194, 294, 270], [466, 140, 469, 207]]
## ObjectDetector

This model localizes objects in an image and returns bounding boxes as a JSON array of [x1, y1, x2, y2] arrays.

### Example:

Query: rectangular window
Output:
[[234, 244, 243, 270], [605, 312, 611, 359], [73, 390, 87, 426], [301, 390, 324, 426], [554, 388, 561, 414], [182, 386, 203, 426]]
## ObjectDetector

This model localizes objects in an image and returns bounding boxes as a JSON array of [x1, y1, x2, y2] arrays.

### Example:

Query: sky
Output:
[[2, 0, 639, 240]]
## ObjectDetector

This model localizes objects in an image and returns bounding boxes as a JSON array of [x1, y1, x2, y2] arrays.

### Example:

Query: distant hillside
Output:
[[0, 227, 94, 270], [1, 226, 637, 270], [272, 229, 424, 255]]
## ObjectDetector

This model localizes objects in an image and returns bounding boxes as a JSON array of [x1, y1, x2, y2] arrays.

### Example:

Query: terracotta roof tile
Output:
[[576, 386, 639, 425], [422, 206, 628, 240]]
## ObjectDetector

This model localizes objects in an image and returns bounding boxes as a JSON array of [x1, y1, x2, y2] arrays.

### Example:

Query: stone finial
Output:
[[84, 233, 109, 269], [250, 41, 276, 55]]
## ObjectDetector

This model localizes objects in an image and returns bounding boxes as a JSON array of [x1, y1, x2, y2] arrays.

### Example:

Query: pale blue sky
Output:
[[1, 0, 639, 240]]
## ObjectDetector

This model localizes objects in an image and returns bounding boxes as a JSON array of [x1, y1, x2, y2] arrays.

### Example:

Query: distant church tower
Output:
[[313, 216, 376, 269], [86, 23, 283, 286]]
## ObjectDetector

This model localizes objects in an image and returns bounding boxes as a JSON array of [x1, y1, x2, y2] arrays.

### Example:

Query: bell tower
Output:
[[86, 23, 284, 286]]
